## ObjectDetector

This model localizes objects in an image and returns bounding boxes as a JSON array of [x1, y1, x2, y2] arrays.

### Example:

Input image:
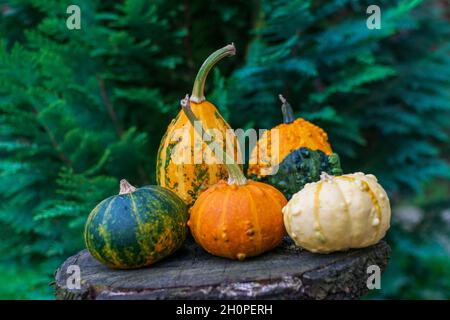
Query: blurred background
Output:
[[0, 0, 449, 299]]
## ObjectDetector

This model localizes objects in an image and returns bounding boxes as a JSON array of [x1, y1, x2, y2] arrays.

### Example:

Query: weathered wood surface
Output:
[[54, 237, 390, 300]]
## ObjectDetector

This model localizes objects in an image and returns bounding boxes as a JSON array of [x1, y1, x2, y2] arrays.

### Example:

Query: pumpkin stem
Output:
[[279, 94, 295, 124], [190, 44, 236, 103], [181, 94, 247, 186], [119, 179, 137, 195], [320, 172, 333, 181]]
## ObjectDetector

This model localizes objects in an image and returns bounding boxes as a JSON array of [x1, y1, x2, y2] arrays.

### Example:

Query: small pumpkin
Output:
[[157, 44, 242, 206], [181, 96, 287, 260], [248, 95, 340, 199], [282, 172, 391, 253], [248, 95, 333, 171], [84, 180, 188, 269]]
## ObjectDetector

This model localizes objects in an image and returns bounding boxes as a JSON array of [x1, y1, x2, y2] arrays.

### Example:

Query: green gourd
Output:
[[84, 179, 188, 269], [255, 147, 343, 200]]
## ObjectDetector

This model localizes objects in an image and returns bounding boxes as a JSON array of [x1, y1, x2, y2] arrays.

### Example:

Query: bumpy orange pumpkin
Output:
[[248, 95, 332, 178], [189, 179, 287, 261], [181, 96, 287, 260], [157, 44, 241, 206]]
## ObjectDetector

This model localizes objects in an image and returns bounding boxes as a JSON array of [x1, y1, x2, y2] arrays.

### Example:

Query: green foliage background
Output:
[[0, 0, 449, 299]]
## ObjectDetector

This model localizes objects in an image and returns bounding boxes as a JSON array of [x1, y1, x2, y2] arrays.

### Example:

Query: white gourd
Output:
[[282, 172, 391, 253]]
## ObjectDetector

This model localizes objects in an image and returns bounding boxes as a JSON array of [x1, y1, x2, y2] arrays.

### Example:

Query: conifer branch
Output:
[[96, 75, 124, 137], [95, 76, 149, 184], [32, 109, 72, 168]]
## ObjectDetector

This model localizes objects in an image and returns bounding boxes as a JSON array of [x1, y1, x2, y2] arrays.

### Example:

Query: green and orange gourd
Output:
[[84, 180, 188, 269], [248, 95, 342, 199], [181, 95, 287, 261], [157, 44, 241, 206]]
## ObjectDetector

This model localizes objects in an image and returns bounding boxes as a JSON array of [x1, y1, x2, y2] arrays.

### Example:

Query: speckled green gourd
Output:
[[84, 179, 188, 269], [256, 147, 343, 200]]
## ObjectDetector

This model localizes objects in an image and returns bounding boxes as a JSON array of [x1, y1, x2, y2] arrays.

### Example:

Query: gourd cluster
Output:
[[84, 44, 391, 269]]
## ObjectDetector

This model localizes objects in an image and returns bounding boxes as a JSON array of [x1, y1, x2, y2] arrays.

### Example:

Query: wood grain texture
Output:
[[54, 237, 390, 300]]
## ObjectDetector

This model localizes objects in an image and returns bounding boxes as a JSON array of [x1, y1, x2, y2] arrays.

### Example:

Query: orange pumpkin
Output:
[[156, 44, 241, 206], [248, 95, 332, 178], [181, 95, 287, 260], [188, 179, 286, 260]]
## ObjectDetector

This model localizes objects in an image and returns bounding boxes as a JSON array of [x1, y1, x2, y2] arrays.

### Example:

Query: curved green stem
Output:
[[279, 94, 295, 124], [181, 94, 247, 185], [190, 44, 236, 103]]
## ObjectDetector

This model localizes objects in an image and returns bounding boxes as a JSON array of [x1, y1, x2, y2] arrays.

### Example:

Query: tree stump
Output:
[[54, 237, 390, 300]]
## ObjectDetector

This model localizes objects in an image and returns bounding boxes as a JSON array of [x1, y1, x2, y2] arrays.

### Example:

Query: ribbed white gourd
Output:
[[282, 172, 391, 253]]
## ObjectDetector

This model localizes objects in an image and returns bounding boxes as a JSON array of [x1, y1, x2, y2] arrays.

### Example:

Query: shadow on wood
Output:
[[54, 237, 390, 300]]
